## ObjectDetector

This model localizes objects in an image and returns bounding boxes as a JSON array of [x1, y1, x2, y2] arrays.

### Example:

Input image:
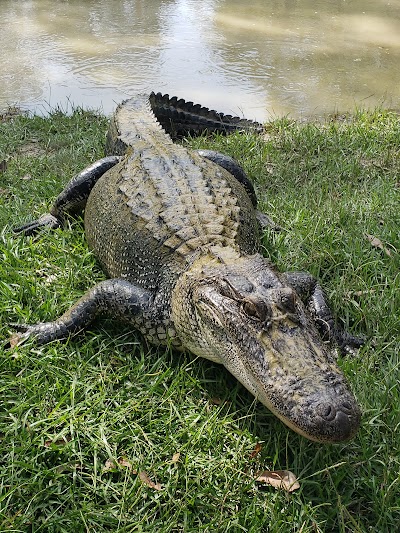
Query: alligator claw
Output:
[[337, 332, 366, 356], [257, 211, 282, 232], [6, 323, 37, 348], [8, 322, 31, 333], [7, 321, 58, 348], [13, 213, 61, 236], [7, 319, 70, 347]]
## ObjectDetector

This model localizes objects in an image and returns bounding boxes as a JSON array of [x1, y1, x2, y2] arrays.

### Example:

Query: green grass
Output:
[[0, 107, 399, 532]]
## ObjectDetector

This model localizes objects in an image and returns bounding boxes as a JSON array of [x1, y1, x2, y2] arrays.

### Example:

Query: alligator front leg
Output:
[[282, 271, 364, 354], [9, 278, 151, 346], [14, 156, 122, 235]]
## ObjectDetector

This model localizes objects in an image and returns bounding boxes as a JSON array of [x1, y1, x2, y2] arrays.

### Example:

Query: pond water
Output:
[[2, 0, 400, 121]]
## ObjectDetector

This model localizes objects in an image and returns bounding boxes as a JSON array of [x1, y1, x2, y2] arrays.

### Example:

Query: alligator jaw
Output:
[[171, 251, 361, 443], [253, 327, 361, 442]]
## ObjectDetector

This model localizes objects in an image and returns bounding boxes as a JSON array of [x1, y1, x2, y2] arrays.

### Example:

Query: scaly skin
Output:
[[10, 92, 363, 442]]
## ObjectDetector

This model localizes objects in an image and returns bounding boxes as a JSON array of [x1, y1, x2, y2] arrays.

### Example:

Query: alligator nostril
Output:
[[318, 404, 337, 422], [311, 396, 361, 442], [317, 400, 357, 422], [341, 401, 353, 414]]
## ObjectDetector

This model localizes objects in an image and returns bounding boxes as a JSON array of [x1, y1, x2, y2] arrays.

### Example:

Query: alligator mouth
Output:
[[276, 401, 361, 443], [233, 327, 362, 443], [249, 319, 362, 442]]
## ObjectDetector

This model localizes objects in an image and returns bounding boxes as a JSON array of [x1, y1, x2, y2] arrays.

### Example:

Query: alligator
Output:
[[10, 92, 364, 443]]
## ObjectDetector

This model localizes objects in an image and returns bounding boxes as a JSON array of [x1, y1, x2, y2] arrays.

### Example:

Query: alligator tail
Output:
[[149, 92, 263, 139]]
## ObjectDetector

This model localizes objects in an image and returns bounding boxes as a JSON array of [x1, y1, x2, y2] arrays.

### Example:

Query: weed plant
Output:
[[0, 108, 399, 532]]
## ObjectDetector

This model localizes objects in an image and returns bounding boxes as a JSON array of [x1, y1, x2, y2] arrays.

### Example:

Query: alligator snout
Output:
[[314, 399, 361, 442]]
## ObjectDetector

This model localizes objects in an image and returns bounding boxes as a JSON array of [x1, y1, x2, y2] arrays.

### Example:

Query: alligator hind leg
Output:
[[196, 149, 279, 231], [9, 278, 151, 346], [282, 271, 365, 354], [14, 156, 122, 236]]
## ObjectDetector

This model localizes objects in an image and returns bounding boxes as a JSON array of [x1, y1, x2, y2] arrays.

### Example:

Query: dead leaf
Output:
[[8, 333, 21, 349], [118, 458, 130, 468], [365, 234, 392, 257], [36, 270, 58, 284], [104, 459, 116, 471], [139, 471, 162, 491], [44, 436, 71, 448], [249, 442, 262, 459], [103, 457, 136, 472], [119, 457, 137, 472], [171, 452, 180, 463], [20, 174, 32, 181], [255, 470, 300, 492], [0, 106, 25, 121], [346, 289, 375, 298], [209, 397, 223, 405], [0, 159, 7, 173]]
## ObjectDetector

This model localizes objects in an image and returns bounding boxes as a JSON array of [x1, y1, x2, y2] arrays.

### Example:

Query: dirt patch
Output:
[[18, 141, 47, 157], [0, 106, 27, 122]]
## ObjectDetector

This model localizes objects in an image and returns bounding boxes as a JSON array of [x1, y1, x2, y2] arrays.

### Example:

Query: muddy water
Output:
[[2, 0, 400, 121]]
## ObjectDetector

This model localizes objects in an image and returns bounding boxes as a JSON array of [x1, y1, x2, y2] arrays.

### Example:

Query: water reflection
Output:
[[1, 0, 400, 120]]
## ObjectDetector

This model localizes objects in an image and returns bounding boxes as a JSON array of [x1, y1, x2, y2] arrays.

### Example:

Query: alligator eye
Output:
[[278, 288, 297, 314], [242, 298, 269, 322]]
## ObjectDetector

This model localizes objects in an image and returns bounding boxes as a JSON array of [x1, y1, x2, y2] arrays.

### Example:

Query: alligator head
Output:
[[171, 249, 361, 443]]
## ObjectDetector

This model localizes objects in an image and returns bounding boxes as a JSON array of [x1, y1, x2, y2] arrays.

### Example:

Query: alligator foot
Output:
[[282, 271, 365, 356], [7, 321, 68, 348], [13, 156, 122, 237], [256, 211, 282, 232], [13, 214, 62, 236], [335, 331, 366, 356], [7, 278, 152, 348]]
